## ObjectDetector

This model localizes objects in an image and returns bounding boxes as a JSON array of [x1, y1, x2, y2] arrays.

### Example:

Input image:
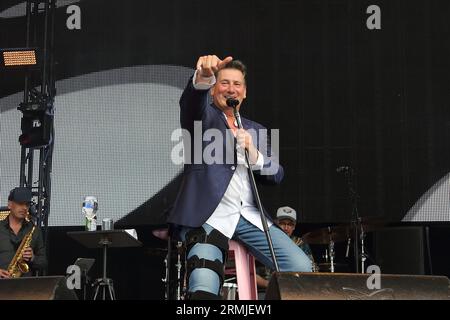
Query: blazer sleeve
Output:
[[179, 75, 210, 127]]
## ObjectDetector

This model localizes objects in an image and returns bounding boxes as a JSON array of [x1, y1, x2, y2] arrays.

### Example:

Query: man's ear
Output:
[[243, 87, 247, 99], [7, 201, 12, 210], [210, 86, 215, 97]]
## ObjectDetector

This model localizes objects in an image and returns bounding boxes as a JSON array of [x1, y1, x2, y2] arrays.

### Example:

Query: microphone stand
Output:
[[342, 167, 362, 273], [229, 99, 280, 272], [163, 235, 171, 300]]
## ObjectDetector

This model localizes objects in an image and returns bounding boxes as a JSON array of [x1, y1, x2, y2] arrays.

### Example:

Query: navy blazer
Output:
[[168, 77, 284, 228]]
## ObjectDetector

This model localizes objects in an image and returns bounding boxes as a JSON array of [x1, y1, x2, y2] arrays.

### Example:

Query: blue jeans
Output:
[[180, 216, 312, 295]]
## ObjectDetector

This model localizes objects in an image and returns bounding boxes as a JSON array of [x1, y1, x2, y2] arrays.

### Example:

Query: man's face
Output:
[[277, 218, 296, 237], [7, 201, 29, 220], [211, 68, 246, 112]]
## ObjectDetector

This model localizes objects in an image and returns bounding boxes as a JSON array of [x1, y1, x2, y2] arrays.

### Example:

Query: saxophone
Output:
[[7, 223, 36, 278]]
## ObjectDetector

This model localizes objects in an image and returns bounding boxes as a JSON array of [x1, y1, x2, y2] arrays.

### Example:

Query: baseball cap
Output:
[[8, 187, 33, 204], [276, 206, 297, 222]]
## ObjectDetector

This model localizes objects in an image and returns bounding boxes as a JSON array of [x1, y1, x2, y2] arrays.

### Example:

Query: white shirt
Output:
[[192, 71, 273, 238]]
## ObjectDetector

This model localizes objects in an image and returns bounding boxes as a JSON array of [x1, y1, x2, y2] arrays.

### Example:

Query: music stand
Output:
[[67, 230, 142, 300]]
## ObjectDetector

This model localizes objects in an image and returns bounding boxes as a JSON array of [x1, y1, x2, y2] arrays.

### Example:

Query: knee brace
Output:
[[185, 227, 229, 296], [185, 227, 229, 263]]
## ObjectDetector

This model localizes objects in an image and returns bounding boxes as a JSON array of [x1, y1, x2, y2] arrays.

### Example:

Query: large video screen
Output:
[[1, 0, 449, 225]]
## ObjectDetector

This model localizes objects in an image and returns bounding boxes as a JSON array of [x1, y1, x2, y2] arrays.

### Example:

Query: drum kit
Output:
[[302, 217, 385, 273]]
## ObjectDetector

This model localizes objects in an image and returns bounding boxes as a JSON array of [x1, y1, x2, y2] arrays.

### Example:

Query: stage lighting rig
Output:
[[0, 48, 39, 69]]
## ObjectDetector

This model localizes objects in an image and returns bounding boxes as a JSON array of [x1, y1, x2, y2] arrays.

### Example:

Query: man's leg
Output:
[[180, 223, 229, 300], [233, 216, 312, 272]]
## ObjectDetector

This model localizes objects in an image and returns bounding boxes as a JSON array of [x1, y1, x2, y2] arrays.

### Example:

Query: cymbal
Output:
[[302, 226, 351, 244]]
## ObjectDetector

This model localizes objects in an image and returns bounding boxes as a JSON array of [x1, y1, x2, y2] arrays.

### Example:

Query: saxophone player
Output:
[[0, 187, 47, 279]]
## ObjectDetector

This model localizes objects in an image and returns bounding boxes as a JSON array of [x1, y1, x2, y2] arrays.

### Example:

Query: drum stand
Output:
[[163, 238, 184, 300], [360, 224, 367, 273], [175, 241, 183, 300], [339, 166, 364, 273], [328, 227, 336, 273], [351, 217, 377, 273], [162, 250, 169, 300]]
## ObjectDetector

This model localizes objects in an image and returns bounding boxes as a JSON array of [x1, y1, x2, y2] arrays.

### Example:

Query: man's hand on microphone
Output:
[[236, 129, 259, 165], [196, 55, 233, 80]]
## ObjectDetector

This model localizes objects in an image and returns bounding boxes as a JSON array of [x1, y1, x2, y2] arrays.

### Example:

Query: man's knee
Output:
[[281, 251, 313, 272], [184, 227, 229, 299], [185, 227, 229, 260], [297, 258, 313, 272]]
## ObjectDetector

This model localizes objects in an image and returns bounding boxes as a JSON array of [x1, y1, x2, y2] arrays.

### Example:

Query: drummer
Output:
[[275, 206, 314, 260], [255, 206, 316, 294]]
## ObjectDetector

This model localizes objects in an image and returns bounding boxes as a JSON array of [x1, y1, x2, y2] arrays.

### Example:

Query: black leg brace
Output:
[[184, 227, 229, 300]]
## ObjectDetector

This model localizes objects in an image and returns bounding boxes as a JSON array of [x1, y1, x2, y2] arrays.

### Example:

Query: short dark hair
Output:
[[216, 60, 247, 82]]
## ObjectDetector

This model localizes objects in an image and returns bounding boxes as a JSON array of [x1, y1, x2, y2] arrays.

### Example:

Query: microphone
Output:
[[226, 98, 240, 108]]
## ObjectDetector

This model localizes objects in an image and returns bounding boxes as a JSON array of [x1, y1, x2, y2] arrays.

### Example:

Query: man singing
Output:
[[168, 55, 311, 299]]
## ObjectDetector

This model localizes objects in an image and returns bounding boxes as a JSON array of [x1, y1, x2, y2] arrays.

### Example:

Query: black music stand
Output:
[[67, 230, 142, 300]]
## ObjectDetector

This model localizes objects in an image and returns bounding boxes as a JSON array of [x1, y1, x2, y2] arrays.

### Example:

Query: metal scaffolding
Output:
[[18, 0, 57, 275]]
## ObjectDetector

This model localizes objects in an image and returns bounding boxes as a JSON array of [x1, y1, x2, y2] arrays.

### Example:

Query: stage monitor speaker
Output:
[[266, 272, 450, 300], [0, 276, 78, 300]]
